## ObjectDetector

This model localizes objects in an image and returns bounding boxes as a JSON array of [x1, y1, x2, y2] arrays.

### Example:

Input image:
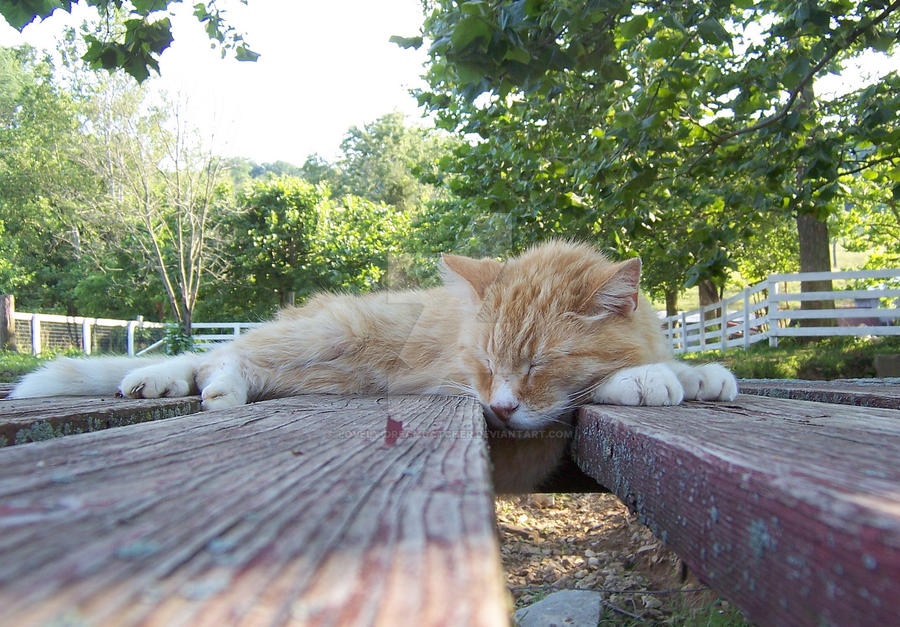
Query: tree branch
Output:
[[686, 0, 900, 173]]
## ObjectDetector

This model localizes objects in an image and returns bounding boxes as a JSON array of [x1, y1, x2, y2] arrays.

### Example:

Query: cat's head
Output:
[[442, 240, 649, 432]]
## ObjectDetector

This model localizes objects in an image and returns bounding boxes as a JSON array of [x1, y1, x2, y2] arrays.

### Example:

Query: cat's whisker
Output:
[[441, 380, 478, 396]]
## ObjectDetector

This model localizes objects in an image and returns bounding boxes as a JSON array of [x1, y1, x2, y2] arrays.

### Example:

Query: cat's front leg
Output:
[[667, 361, 738, 401], [591, 363, 684, 406], [195, 350, 249, 411], [118, 353, 199, 399]]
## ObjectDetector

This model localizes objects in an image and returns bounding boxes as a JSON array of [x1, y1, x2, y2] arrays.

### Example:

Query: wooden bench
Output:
[[1, 379, 898, 625]]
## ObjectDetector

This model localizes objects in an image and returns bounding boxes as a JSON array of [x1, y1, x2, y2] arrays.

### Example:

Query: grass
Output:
[[678, 335, 900, 379], [0, 350, 45, 383]]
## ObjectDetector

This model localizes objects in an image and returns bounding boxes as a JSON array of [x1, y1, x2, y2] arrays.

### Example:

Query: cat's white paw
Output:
[[200, 379, 248, 411], [592, 363, 684, 406], [119, 364, 194, 399], [675, 363, 738, 401]]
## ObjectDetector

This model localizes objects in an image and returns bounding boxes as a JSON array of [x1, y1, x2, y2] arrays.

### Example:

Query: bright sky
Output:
[[0, 0, 430, 165]]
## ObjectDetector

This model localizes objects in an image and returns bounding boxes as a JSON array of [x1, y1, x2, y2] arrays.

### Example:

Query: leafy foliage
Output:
[[0, 0, 257, 82], [164, 322, 195, 355], [221, 177, 325, 314], [212, 177, 414, 320], [0, 47, 102, 313], [406, 0, 900, 300]]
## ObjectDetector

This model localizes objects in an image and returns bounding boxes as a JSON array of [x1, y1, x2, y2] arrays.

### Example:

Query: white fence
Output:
[[7, 268, 899, 358], [9, 312, 262, 356], [664, 269, 900, 355]]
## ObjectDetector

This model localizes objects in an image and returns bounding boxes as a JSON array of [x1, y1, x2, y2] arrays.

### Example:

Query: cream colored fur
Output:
[[10, 241, 737, 492]]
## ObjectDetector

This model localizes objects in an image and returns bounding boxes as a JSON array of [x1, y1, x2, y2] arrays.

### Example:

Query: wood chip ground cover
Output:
[[496, 493, 750, 625]]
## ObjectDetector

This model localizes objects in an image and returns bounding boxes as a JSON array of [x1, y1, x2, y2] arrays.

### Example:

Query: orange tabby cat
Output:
[[10, 241, 737, 491]]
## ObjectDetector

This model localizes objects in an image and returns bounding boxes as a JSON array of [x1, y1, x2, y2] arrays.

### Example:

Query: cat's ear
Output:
[[589, 257, 641, 318], [440, 253, 503, 303]]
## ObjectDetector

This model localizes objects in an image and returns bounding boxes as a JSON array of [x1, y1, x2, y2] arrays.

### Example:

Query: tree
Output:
[[310, 194, 412, 293], [838, 160, 900, 268], [223, 177, 325, 315], [216, 176, 414, 319], [405, 1, 900, 305], [335, 112, 452, 213], [0, 46, 102, 313], [0, 1, 257, 82], [78, 78, 233, 332]]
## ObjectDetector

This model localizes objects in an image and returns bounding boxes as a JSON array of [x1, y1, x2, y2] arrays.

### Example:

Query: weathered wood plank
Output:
[[0, 394, 508, 626], [0, 395, 202, 446], [573, 395, 900, 626], [0, 383, 13, 399], [740, 377, 900, 409]]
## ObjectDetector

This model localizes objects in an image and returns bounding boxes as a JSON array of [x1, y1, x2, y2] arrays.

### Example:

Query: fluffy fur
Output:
[[10, 241, 737, 492]]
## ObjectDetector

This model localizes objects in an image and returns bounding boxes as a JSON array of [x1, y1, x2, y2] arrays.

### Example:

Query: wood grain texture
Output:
[[0, 395, 202, 446], [739, 378, 900, 409], [573, 395, 900, 627], [0, 394, 508, 627], [0, 383, 13, 399]]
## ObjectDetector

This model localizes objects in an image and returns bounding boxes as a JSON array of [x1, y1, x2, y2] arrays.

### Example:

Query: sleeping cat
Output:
[[10, 241, 737, 491]]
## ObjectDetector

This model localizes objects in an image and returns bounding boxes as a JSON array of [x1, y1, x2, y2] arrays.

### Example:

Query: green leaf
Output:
[[132, 0, 170, 14], [599, 60, 628, 82], [234, 45, 260, 62], [782, 54, 810, 90], [451, 15, 493, 51], [456, 62, 484, 85], [620, 14, 648, 40], [503, 45, 531, 64], [389, 35, 423, 50], [697, 18, 731, 46], [0, 0, 72, 30]]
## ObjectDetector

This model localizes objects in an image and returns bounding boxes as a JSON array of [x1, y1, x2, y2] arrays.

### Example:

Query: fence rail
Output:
[[0, 296, 262, 356], [5, 269, 899, 359], [664, 269, 900, 355]]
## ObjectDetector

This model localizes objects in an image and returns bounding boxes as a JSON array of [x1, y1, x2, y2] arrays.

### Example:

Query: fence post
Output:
[[30, 315, 41, 356], [127, 321, 136, 357], [1, 294, 16, 352], [82, 318, 93, 355], [767, 277, 779, 348], [720, 301, 728, 352], [742, 287, 750, 351], [698, 305, 706, 351], [679, 311, 687, 354]]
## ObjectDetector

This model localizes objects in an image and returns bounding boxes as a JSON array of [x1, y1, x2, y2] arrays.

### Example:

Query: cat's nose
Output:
[[490, 401, 520, 423]]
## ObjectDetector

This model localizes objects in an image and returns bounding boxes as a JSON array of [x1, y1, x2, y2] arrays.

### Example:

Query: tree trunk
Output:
[[183, 306, 193, 337], [664, 290, 678, 317], [796, 212, 835, 328], [792, 75, 834, 330], [1, 295, 16, 352], [699, 279, 720, 322]]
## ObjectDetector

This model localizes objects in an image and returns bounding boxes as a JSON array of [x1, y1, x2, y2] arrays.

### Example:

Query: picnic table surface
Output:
[[1, 378, 899, 626], [0, 393, 508, 626]]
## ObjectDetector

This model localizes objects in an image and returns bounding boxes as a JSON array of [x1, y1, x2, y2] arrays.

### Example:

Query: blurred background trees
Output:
[[1, 0, 898, 326]]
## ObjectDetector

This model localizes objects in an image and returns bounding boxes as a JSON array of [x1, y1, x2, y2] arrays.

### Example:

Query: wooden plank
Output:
[[573, 395, 900, 626], [0, 383, 12, 399], [0, 394, 508, 626], [740, 378, 900, 409], [0, 395, 202, 447]]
